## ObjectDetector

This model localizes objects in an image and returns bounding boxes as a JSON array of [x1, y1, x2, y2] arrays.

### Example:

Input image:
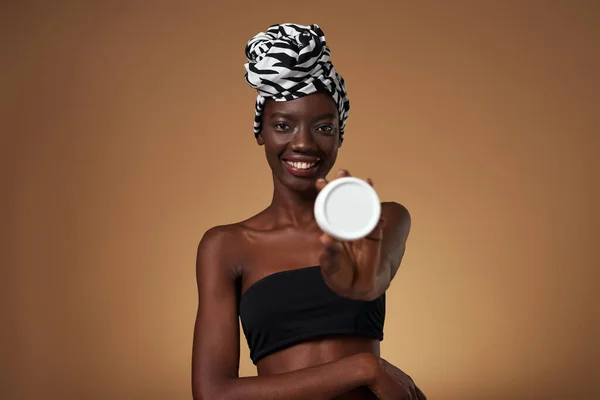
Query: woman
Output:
[[191, 23, 426, 400]]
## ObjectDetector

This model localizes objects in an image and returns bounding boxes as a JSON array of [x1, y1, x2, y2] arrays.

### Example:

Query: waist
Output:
[[256, 335, 380, 376]]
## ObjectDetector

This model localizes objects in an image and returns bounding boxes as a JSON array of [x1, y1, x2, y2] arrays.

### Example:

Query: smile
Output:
[[284, 160, 318, 169], [282, 158, 320, 177]]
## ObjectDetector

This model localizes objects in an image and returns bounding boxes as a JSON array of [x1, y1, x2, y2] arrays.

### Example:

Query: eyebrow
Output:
[[269, 112, 336, 120]]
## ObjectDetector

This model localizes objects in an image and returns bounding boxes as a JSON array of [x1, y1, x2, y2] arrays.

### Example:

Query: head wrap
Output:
[[244, 23, 350, 141]]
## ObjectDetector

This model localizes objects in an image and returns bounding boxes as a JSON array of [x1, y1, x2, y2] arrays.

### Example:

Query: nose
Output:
[[290, 125, 317, 152]]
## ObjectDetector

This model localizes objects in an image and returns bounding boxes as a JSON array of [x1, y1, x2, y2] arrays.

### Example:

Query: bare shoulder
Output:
[[196, 206, 271, 274], [196, 222, 248, 280], [198, 223, 242, 250]]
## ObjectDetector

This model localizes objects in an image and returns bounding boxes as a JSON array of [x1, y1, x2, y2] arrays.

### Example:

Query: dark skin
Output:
[[191, 92, 426, 400]]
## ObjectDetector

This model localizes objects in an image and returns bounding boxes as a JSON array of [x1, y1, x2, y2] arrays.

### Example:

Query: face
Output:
[[257, 92, 341, 192]]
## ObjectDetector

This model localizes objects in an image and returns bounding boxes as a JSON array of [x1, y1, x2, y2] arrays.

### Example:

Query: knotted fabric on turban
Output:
[[244, 23, 350, 141]]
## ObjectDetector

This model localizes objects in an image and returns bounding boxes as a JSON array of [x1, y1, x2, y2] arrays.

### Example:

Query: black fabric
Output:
[[239, 266, 385, 365]]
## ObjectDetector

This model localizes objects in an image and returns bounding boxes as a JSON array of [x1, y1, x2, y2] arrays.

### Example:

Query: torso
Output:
[[230, 208, 383, 400]]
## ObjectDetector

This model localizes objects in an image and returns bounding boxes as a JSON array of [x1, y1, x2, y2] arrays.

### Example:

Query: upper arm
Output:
[[381, 202, 411, 281], [191, 226, 241, 398]]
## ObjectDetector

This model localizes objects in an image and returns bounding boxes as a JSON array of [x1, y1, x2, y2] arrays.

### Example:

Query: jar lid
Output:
[[314, 176, 381, 241]]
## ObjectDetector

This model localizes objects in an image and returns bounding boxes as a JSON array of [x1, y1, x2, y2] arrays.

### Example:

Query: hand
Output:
[[372, 358, 427, 400], [368, 366, 410, 400], [315, 169, 385, 300]]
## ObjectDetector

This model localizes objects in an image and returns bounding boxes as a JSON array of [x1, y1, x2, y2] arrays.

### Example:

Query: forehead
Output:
[[265, 92, 338, 118]]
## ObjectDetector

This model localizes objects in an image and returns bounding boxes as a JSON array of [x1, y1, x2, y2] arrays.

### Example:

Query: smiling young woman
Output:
[[191, 23, 426, 400]]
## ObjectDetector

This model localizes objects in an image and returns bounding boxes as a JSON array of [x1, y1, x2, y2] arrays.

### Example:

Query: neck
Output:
[[269, 174, 319, 227]]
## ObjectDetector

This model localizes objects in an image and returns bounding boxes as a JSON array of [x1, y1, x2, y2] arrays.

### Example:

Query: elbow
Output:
[[192, 378, 233, 400], [191, 381, 207, 400], [192, 387, 217, 400]]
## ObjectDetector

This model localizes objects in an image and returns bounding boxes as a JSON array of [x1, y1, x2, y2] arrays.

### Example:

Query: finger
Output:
[[334, 169, 350, 179], [319, 238, 343, 277], [319, 251, 339, 275], [320, 232, 343, 251], [315, 178, 328, 191], [320, 233, 343, 266]]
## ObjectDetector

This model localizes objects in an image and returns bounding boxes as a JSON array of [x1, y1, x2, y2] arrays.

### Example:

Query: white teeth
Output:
[[285, 160, 317, 170]]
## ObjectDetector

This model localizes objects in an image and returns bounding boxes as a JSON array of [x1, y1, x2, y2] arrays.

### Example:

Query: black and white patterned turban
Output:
[[244, 23, 350, 141]]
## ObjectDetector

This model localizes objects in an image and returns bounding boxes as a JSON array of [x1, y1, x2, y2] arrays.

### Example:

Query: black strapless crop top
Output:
[[238, 266, 385, 365]]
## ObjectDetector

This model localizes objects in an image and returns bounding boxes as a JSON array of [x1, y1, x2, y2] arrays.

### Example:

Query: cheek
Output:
[[326, 149, 339, 166], [263, 137, 286, 166], [263, 128, 287, 147], [316, 136, 339, 156], [264, 137, 283, 155]]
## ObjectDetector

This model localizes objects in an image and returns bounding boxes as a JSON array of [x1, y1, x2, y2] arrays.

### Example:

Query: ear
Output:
[[256, 133, 265, 146]]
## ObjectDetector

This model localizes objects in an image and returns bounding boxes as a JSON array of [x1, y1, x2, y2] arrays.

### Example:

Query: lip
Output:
[[281, 158, 320, 177]]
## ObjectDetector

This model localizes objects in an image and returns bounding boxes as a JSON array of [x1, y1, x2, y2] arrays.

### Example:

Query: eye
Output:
[[273, 122, 291, 132], [316, 124, 334, 134]]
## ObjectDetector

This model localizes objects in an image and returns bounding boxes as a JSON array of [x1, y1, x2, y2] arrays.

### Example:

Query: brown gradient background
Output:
[[2, 1, 599, 399]]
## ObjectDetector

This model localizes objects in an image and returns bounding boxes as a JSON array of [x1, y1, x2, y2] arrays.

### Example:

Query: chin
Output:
[[280, 175, 320, 194]]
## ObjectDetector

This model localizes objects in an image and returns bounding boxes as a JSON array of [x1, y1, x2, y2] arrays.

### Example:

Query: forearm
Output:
[[367, 246, 406, 301], [203, 353, 376, 400], [370, 259, 393, 299]]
